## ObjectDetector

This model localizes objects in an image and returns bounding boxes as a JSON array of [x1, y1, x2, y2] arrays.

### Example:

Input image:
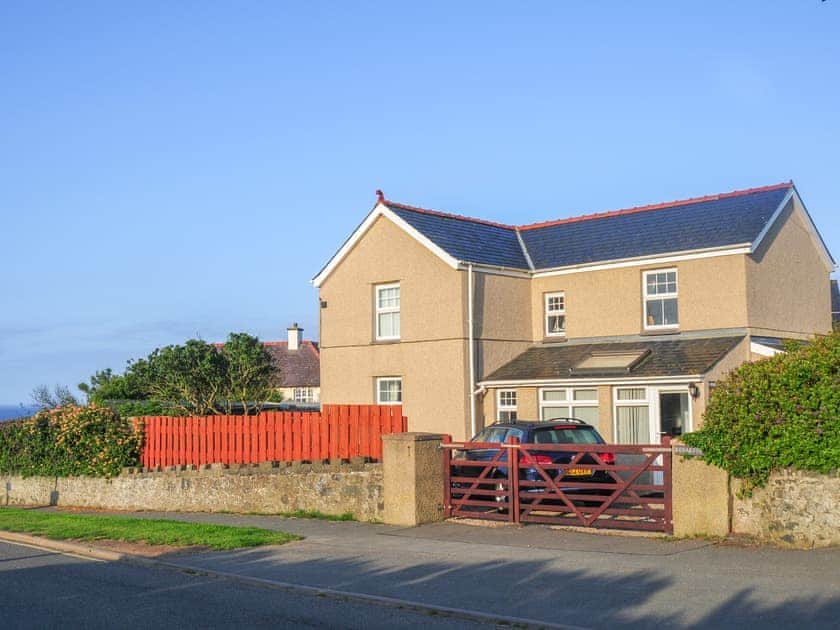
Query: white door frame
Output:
[[650, 385, 692, 442], [612, 384, 693, 445]]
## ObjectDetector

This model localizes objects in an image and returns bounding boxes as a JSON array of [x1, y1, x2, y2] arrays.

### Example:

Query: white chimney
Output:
[[287, 323, 303, 350]]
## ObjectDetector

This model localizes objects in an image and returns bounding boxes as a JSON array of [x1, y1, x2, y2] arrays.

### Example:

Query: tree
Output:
[[127, 339, 227, 416], [683, 332, 840, 493], [218, 333, 275, 414], [78, 368, 147, 404], [30, 384, 79, 409], [78, 332, 275, 416]]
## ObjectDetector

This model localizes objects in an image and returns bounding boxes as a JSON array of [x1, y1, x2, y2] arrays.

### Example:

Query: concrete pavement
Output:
[[10, 508, 840, 628]]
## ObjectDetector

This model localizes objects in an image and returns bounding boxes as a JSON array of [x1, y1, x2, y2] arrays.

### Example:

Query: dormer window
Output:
[[545, 292, 566, 337], [643, 269, 678, 330]]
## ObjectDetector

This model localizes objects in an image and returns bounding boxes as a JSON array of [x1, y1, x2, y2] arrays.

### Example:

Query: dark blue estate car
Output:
[[452, 419, 615, 502]]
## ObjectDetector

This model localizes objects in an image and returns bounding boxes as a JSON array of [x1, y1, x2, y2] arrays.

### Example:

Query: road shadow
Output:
[[154, 544, 840, 629]]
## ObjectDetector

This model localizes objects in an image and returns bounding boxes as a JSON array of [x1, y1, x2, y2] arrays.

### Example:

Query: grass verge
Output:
[[0, 508, 301, 550], [218, 509, 356, 521], [274, 510, 355, 522]]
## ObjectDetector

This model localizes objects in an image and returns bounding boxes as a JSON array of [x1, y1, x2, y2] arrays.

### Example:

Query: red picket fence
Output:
[[137, 405, 407, 469]]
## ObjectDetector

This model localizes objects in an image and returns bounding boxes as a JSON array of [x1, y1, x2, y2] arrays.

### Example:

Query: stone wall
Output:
[[1, 461, 383, 522], [732, 469, 840, 548]]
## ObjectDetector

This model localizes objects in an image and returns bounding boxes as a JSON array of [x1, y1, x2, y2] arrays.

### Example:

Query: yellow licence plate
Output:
[[565, 468, 591, 477]]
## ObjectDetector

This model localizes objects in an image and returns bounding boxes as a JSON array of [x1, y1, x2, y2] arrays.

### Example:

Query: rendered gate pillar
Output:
[[671, 443, 731, 537], [382, 432, 445, 526]]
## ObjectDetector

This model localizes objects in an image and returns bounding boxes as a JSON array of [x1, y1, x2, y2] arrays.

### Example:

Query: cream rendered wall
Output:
[[692, 337, 751, 430], [319, 216, 471, 438], [746, 200, 833, 338], [482, 392, 494, 427], [481, 387, 537, 427], [471, 271, 533, 430], [596, 385, 614, 441], [530, 255, 749, 340], [320, 217, 465, 348]]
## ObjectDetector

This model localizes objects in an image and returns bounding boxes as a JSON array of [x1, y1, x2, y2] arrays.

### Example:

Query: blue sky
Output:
[[1, 2, 838, 403]]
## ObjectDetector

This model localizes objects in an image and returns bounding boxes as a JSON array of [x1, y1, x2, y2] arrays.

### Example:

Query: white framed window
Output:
[[293, 387, 315, 403], [497, 390, 517, 422], [539, 388, 600, 428], [375, 283, 400, 340], [544, 292, 566, 337], [613, 387, 651, 444], [376, 377, 402, 405], [643, 269, 678, 330]]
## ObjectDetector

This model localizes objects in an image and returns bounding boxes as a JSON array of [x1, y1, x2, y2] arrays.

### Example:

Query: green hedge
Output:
[[683, 333, 840, 493], [0, 405, 143, 478]]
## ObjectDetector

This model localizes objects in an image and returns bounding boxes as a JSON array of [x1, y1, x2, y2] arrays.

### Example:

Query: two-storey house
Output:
[[313, 183, 834, 441]]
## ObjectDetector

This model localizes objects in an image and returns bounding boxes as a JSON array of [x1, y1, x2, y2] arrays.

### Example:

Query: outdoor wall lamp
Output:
[[688, 383, 700, 398]]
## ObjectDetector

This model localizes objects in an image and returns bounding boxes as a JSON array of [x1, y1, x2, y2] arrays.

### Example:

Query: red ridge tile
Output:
[[516, 182, 793, 231]]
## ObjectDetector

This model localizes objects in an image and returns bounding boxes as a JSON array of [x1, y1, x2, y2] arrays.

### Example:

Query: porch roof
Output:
[[482, 335, 744, 383]]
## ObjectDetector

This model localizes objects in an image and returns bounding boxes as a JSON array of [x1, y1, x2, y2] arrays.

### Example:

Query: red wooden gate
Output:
[[443, 436, 673, 534]]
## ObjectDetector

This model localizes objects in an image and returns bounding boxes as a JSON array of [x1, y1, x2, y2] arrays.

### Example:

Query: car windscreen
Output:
[[532, 426, 602, 445]]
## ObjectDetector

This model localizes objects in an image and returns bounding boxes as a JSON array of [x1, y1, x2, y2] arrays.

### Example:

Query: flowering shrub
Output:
[[0, 405, 143, 478], [683, 333, 840, 493]]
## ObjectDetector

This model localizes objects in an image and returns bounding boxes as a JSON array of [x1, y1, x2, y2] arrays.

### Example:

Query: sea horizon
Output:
[[0, 404, 40, 421]]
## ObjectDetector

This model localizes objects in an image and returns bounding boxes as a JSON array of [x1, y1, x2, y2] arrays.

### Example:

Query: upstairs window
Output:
[[375, 283, 400, 340], [545, 292, 566, 337], [643, 269, 678, 330], [497, 390, 518, 422]]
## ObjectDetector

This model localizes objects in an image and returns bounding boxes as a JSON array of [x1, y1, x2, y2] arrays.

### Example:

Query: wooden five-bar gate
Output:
[[137, 404, 406, 468], [442, 436, 673, 534]]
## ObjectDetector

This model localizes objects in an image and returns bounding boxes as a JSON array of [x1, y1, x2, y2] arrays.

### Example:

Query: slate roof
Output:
[[387, 203, 530, 269], [832, 280, 840, 321], [518, 185, 791, 269], [264, 340, 320, 388], [384, 183, 795, 271], [482, 336, 744, 382]]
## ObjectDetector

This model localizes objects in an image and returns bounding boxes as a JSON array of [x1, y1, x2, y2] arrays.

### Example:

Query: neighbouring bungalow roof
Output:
[[263, 340, 321, 388], [213, 340, 320, 388], [481, 336, 745, 383]]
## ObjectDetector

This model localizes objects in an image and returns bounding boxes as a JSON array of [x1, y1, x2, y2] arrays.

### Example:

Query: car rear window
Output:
[[474, 427, 509, 443], [472, 427, 525, 443], [532, 427, 602, 445]]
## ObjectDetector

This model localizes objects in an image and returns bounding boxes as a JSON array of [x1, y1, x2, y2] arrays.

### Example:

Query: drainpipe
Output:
[[468, 263, 477, 437]]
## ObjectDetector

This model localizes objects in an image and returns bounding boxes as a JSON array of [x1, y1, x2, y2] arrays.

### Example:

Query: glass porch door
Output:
[[657, 391, 690, 438], [614, 386, 692, 444]]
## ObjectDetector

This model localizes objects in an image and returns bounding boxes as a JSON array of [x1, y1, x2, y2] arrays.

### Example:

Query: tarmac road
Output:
[[0, 540, 503, 630], [4, 508, 840, 629]]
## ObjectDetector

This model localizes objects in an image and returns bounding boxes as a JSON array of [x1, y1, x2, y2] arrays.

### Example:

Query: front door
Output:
[[656, 390, 690, 438], [652, 389, 690, 485]]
